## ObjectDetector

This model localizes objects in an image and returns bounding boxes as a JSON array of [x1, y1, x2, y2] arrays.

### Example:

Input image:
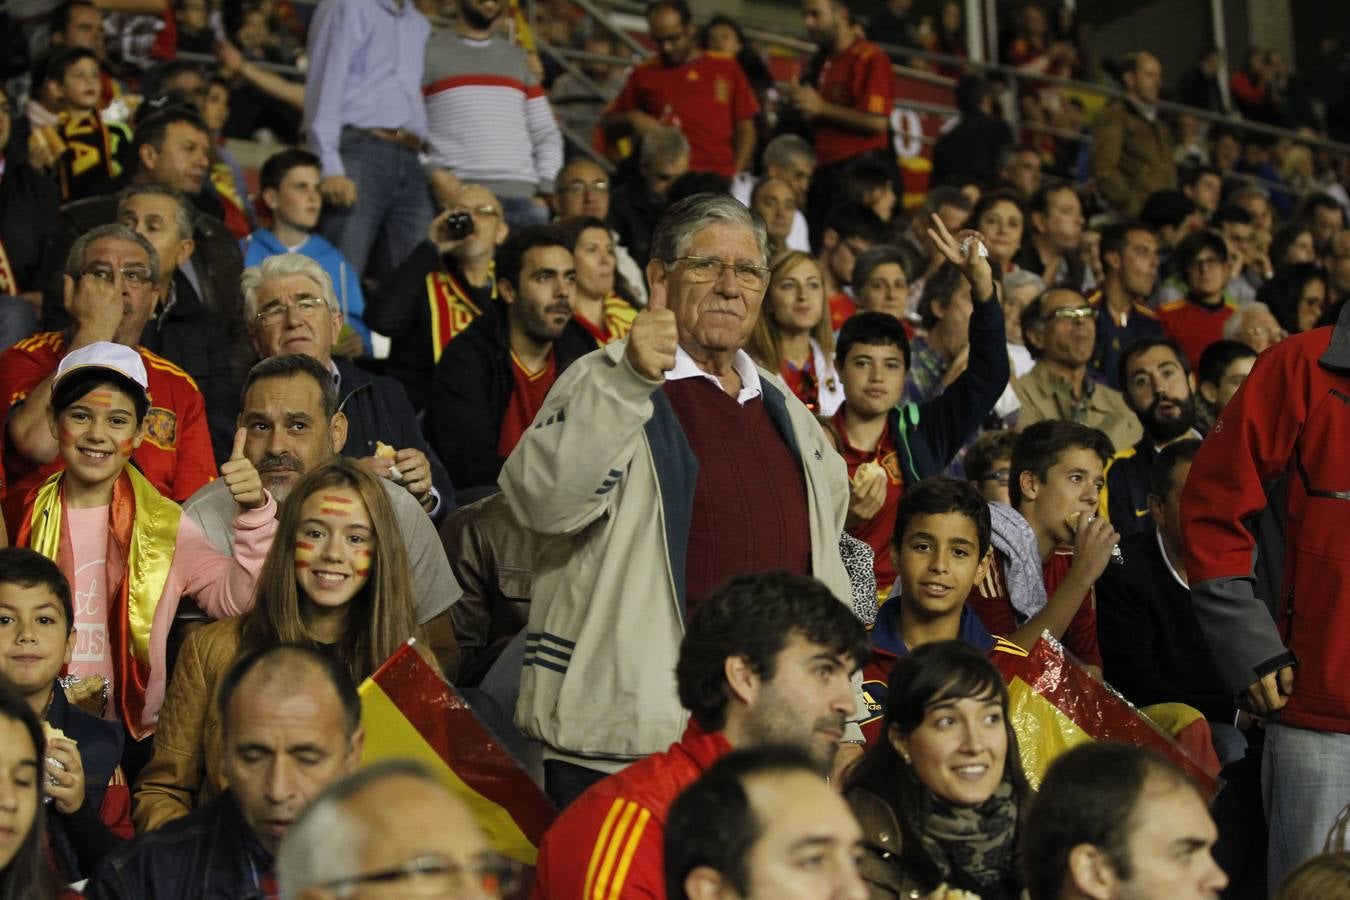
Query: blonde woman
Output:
[[747, 251, 844, 415]]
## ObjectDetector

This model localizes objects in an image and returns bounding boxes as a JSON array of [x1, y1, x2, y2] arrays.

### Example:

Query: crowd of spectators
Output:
[[5, 0, 1350, 897]]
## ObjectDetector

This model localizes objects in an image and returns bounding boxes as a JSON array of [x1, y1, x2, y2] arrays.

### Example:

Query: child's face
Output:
[[841, 342, 906, 418], [59, 57, 102, 111], [893, 512, 990, 621], [975, 457, 1012, 506], [294, 486, 375, 612], [0, 582, 74, 697], [49, 384, 145, 488]]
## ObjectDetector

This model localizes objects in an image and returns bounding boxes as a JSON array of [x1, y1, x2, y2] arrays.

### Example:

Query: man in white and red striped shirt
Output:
[[422, 0, 564, 229]]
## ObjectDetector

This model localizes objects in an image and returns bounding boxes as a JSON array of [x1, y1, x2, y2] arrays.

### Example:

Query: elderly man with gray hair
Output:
[[277, 760, 519, 900], [501, 192, 861, 807], [610, 125, 691, 269], [731, 134, 818, 253], [0, 222, 216, 524], [241, 253, 454, 520]]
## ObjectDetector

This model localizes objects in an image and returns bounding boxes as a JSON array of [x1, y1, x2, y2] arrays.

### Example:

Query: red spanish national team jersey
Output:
[[815, 38, 894, 167], [830, 409, 905, 591], [496, 350, 557, 459], [0, 333, 215, 533], [607, 51, 759, 176]]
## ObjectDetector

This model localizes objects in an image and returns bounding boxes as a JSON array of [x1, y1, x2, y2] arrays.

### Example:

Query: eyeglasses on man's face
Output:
[[1041, 305, 1094, 324], [315, 852, 525, 898], [254, 294, 329, 325], [672, 255, 770, 292], [82, 262, 154, 289], [561, 179, 609, 196]]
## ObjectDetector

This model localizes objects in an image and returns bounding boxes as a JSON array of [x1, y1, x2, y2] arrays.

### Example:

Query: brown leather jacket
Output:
[[133, 616, 439, 832], [132, 616, 241, 833], [845, 786, 932, 900], [440, 493, 535, 686]]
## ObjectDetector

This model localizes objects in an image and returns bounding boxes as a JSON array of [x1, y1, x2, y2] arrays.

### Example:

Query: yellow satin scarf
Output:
[[26, 465, 181, 662]]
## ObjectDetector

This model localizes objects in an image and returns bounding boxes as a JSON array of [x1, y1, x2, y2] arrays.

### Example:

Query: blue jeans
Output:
[[498, 194, 552, 230], [1262, 722, 1350, 891], [318, 130, 434, 281]]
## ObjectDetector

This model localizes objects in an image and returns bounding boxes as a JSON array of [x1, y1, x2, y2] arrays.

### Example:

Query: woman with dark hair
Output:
[[1270, 223, 1317, 267], [0, 685, 59, 900], [555, 215, 638, 343], [844, 641, 1030, 900], [970, 189, 1026, 274], [1260, 262, 1329, 335]]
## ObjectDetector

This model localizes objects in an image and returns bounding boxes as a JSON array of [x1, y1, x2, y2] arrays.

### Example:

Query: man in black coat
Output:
[[86, 647, 363, 900], [0, 88, 61, 347], [244, 252, 455, 520], [427, 225, 597, 497]]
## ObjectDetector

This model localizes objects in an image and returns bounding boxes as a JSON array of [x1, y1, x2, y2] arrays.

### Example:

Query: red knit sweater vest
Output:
[[662, 378, 812, 618]]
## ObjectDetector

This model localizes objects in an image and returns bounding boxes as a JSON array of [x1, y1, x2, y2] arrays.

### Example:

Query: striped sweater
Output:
[[423, 30, 563, 198]]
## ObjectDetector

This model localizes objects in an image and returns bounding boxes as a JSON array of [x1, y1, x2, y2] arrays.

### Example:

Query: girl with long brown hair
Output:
[[747, 250, 844, 415], [130, 459, 423, 831]]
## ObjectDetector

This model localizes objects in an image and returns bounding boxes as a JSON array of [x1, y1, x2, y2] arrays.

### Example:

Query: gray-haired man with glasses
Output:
[[278, 760, 522, 900], [0, 222, 217, 512], [500, 193, 863, 808], [1014, 286, 1142, 455]]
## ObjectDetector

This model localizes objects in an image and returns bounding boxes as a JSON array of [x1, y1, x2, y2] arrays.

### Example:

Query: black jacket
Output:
[[50, 194, 251, 381], [139, 272, 242, 464], [930, 113, 1014, 187], [1102, 435, 1158, 539], [370, 240, 494, 412], [85, 792, 266, 900], [335, 355, 455, 519], [426, 302, 597, 491], [1096, 529, 1235, 724], [0, 160, 63, 295], [824, 291, 1008, 484], [46, 683, 126, 882]]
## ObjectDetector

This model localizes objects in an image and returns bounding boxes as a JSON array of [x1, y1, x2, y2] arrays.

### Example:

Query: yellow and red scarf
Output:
[[426, 264, 494, 362], [18, 465, 181, 740]]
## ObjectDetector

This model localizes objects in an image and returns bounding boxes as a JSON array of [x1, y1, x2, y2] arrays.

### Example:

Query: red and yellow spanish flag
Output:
[[994, 636, 1222, 795], [358, 641, 556, 864]]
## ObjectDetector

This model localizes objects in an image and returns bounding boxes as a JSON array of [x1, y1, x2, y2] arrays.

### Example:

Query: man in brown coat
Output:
[[1090, 52, 1177, 219]]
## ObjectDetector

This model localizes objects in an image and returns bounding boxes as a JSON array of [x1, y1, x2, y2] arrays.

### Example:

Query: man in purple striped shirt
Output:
[[303, 0, 435, 281]]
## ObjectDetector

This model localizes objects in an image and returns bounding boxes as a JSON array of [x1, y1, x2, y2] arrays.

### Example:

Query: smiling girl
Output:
[[747, 251, 844, 415], [15, 343, 275, 750], [132, 458, 424, 831]]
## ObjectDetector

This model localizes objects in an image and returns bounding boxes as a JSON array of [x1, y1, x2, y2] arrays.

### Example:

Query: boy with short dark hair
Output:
[[859, 476, 1022, 743], [969, 420, 1119, 676], [964, 428, 1018, 505], [0, 546, 133, 881], [34, 47, 134, 201]]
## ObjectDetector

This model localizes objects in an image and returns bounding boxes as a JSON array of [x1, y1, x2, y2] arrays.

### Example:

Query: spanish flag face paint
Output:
[[54, 385, 143, 493], [293, 486, 376, 610]]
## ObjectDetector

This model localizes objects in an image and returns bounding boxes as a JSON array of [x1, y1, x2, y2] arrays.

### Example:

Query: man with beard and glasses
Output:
[[1101, 337, 1200, 538], [426, 225, 596, 497], [1096, 440, 1245, 766], [181, 353, 463, 672], [530, 570, 869, 898]]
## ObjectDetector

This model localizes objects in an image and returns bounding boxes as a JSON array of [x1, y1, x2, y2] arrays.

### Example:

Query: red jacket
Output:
[[1183, 315, 1350, 734], [531, 724, 731, 899]]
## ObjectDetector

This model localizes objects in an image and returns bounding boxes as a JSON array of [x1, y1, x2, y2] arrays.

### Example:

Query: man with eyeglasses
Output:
[[501, 194, 865, 807], [1157, 230, 1239, 371], [0, 223, 216, 532], [278, 760, 519, 900], [1015, 287, 1143, 456], [373, 184, 510, 413], [87, 646, 365, 900], [551, 158, 648, 306], [244, 254, 454, 520], [817, 202, 888, 331], [427, 225, 597, 497]]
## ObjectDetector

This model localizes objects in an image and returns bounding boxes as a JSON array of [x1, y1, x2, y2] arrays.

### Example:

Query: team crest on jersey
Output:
[[142, 407, 178, 449], [714, 76, 729, 104], [879, 450, 903, 484]]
